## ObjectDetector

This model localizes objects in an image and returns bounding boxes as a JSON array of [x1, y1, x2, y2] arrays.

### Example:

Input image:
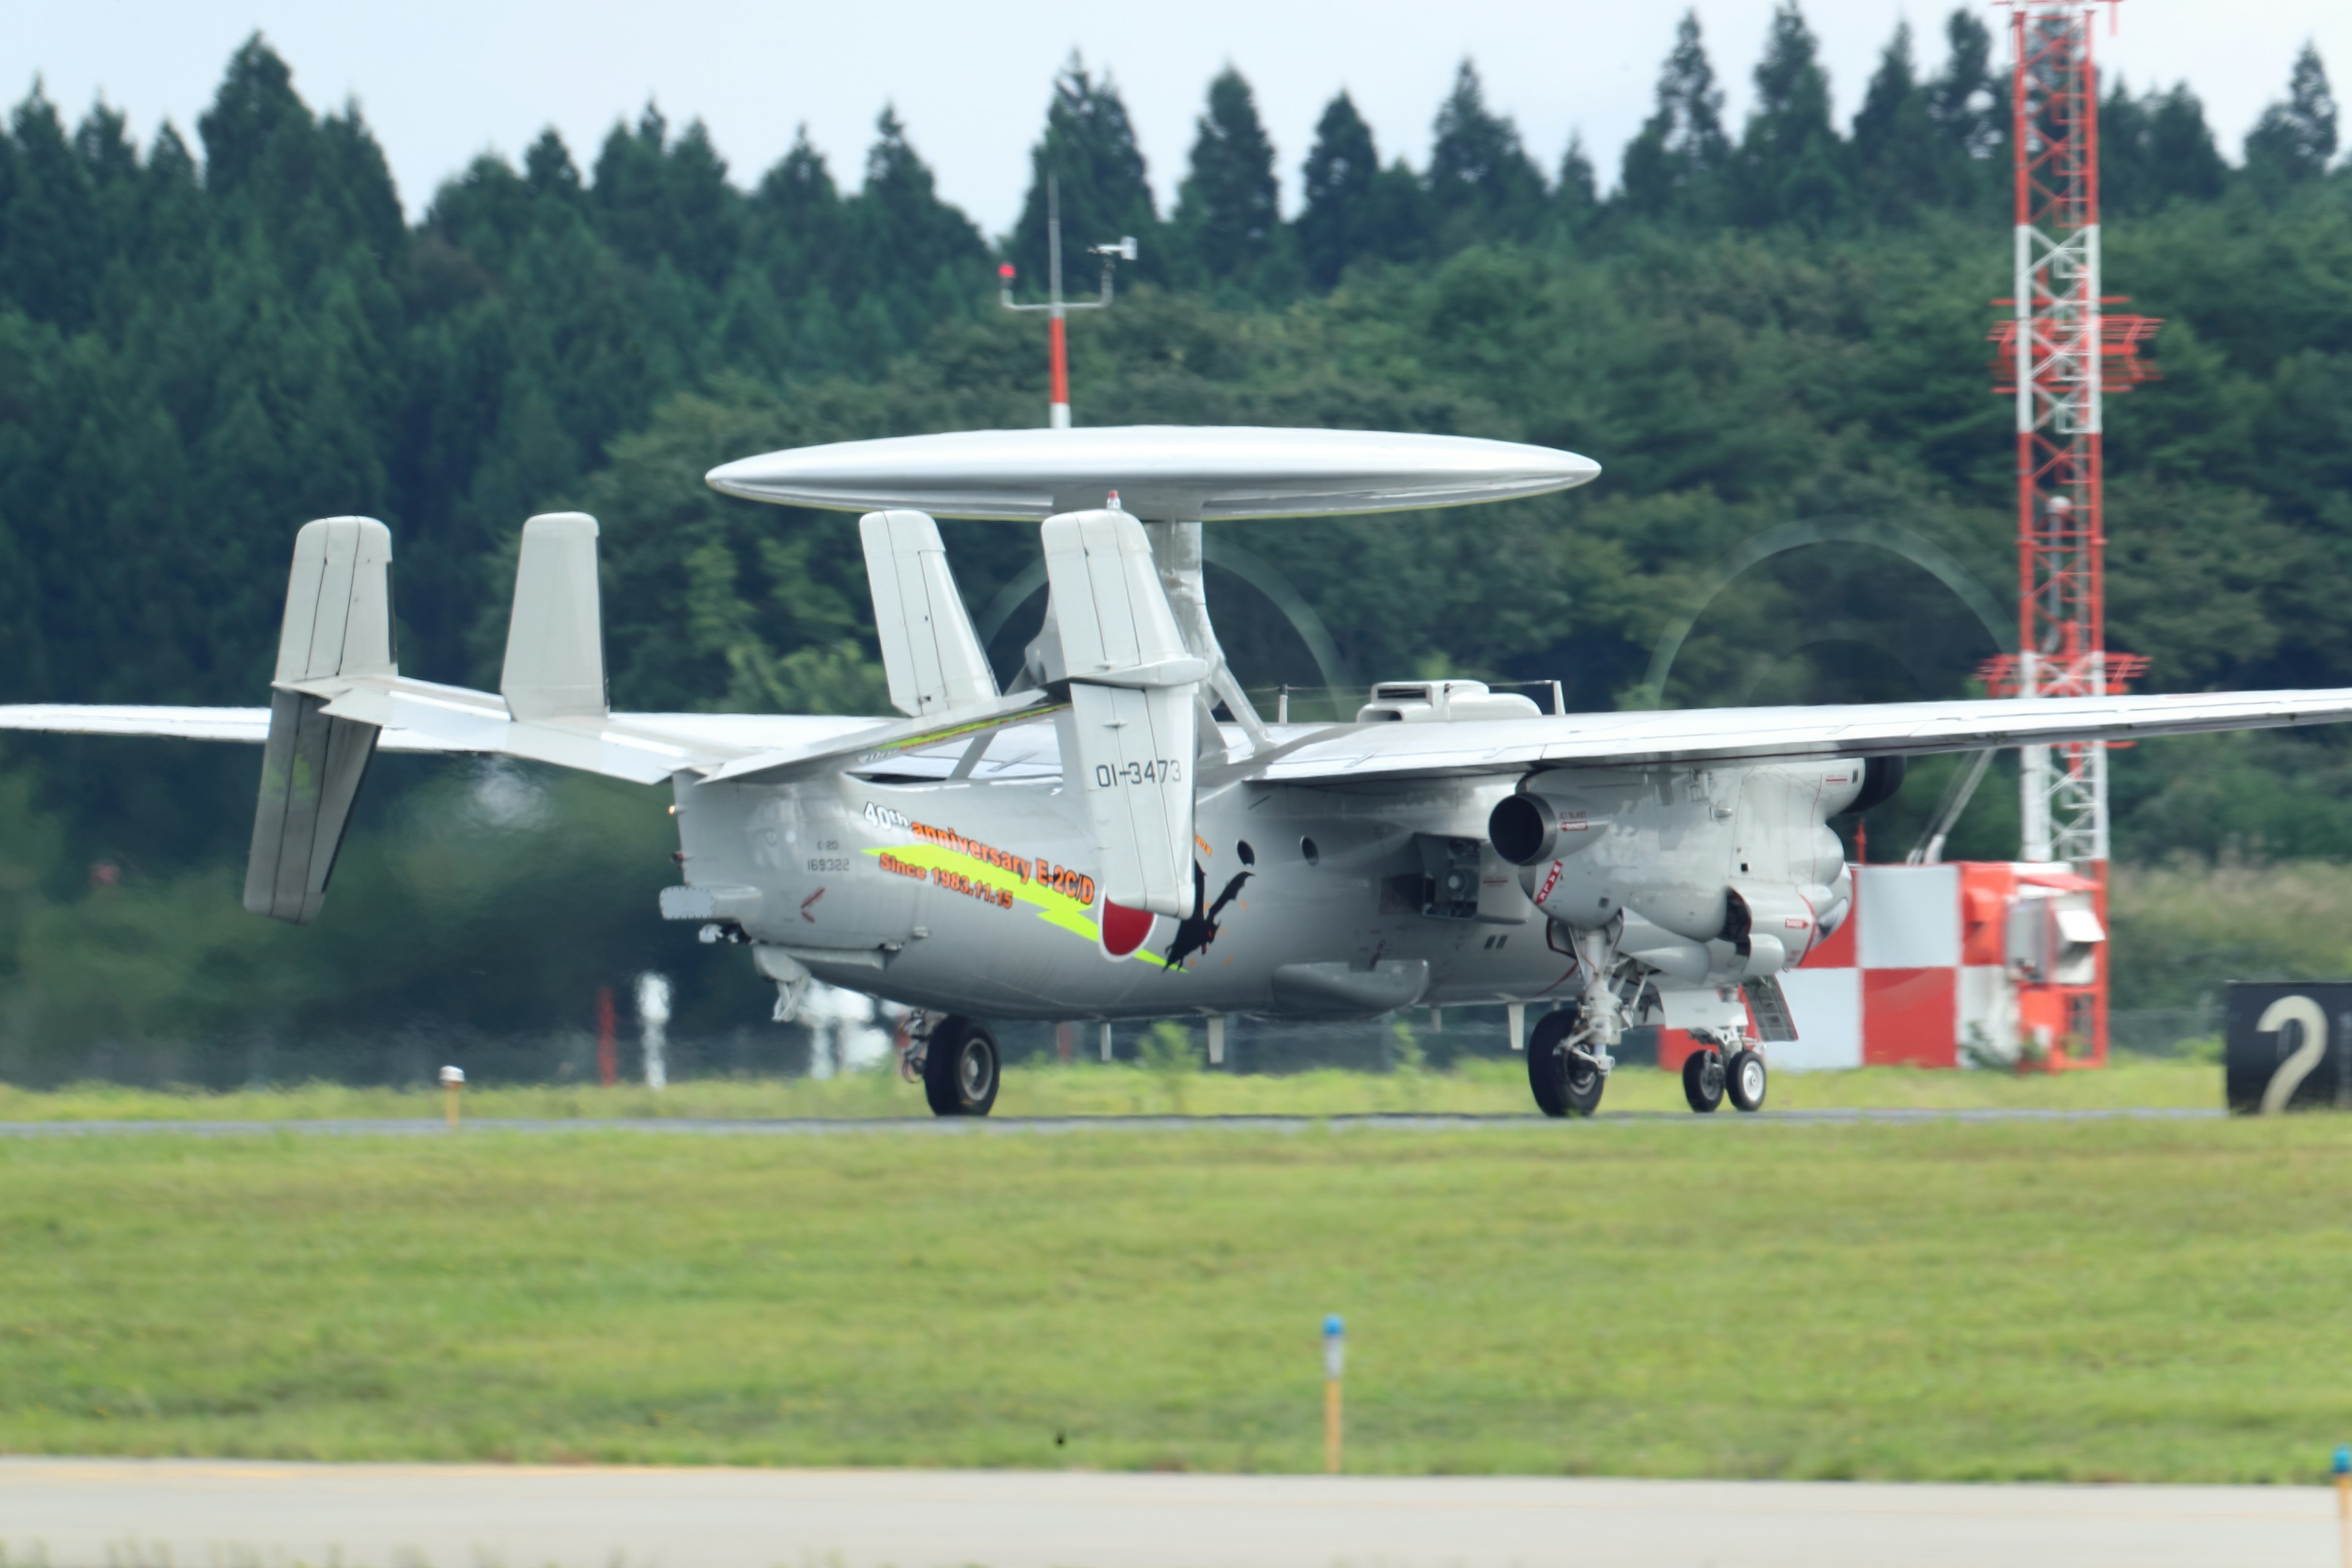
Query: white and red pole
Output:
[[1000, 176, 1129, 431]]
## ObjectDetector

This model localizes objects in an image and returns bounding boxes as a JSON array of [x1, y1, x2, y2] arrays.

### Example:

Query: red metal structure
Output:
[[1977, 2, 2159, 1066]]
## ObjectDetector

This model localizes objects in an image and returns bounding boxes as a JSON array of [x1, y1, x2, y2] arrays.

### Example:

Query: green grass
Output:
[[0, 1052, 2222, 1122], [1, 1111, 2344, 1481]]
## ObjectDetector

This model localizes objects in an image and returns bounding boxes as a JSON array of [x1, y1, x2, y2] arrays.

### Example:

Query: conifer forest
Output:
[[1, 9, 2349, 1079]]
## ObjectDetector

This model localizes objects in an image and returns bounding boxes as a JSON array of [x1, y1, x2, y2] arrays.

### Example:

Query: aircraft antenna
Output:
[[1980, 1, 2158, 1064], [999, 176, 1136, 429]]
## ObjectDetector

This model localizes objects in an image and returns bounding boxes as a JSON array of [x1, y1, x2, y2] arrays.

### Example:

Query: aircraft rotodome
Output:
[[10, 424, 2352, 1117]]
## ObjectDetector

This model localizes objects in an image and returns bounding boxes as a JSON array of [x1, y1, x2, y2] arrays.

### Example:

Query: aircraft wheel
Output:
[[923, 1016, 1000, 1117], [1528, 1008, 1604, 1118], [1681, 1048, 1725, 1114], [1727, 1048, 1768, 1114]]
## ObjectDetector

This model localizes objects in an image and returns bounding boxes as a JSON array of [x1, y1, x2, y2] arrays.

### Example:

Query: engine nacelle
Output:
[[1719, 879, 1824, 976], [1496, 763, 1864, 954], [1488, 793, 1602, 867]]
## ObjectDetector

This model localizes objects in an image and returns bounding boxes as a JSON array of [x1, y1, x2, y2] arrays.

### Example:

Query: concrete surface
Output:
[[0, 1458, 2332, 1567]]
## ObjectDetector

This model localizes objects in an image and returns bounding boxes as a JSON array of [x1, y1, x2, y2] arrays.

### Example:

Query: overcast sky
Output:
[[7, 1, 2342, 235]]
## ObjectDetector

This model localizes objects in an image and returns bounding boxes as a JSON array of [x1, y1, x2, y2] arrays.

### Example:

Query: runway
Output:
[[0, 1458, 2330, 1567], [0, 1106, 2222, 1137]]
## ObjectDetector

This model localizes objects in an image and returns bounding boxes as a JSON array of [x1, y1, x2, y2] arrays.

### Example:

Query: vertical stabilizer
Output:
[[1040, 509, 1208, 918], [244, 516, 393, 923], [859, 509, 998, 717], [501, 513, 607, 722]]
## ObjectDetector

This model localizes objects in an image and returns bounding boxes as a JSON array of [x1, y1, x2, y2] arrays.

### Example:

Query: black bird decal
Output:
[[1163, 842, 1254, 970]]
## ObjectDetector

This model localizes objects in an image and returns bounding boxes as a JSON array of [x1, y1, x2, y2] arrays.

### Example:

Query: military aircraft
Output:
[[9, 426, 2352, 1118]]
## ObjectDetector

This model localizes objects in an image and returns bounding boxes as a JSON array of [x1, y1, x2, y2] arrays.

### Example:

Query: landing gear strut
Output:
[[1727, 1047, 1767, 1113], [1681, 1047, 1725, 1113], [912, 1014, 1000, 1117], [1682, 1033, 1767, 1115], [1528, 1006, 1608, 1118]]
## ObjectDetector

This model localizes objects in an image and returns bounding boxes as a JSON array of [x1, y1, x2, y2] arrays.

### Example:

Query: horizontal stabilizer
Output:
[[246, 517, 391, 923], [860, 510, 998, 717], [501, 513, 606, 723], [1041, 509, 1205, 918]]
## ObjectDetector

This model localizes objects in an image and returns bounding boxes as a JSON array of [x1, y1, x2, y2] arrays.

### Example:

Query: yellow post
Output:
[[440, 1065, 464, 1129], [1322, 1314, 1344, 1475]]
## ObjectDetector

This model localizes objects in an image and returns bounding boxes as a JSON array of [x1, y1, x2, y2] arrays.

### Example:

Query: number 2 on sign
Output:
[[1096, 760, 1182, 788]]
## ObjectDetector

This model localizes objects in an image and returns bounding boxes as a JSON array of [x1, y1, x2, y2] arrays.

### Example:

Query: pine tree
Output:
[[2103, 80, 2227, 213], [660, 120, 741, 292], [589, 105, 742, 291], [2245, 43, 2339, 192], [0, 88, 102, 327], [850, 107, 988, 344], [72, 102, 141, 265], [745, 127, 846, 308], [524, 130, 582, 203], [424, 153, 537, 275], [132, 124, 208, 279], [1172, 67, 1280, 286], [1928, 8, 2003, 177], [1425, 61, 1546, 247], [2145, 85, 2228, 204], [1735, 2, 1845, 228], [1554, 133, 1598, 234], [194, 36, 304, 199], [1009, 56, 1161, 289], [1849, 21, 1942, 223], [1298, 91, 1384, 287], [1619, 12, 1729, 221]]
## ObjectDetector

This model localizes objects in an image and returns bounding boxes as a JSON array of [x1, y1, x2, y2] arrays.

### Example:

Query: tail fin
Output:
[[859, 509, 997, 717], [500, 513, 606, 722], [1039, 509, 1208, 918], [244, 516, 393, 923]]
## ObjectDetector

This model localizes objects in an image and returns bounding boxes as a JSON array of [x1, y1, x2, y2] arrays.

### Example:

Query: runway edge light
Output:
[[440, 1065, 464, 1130]]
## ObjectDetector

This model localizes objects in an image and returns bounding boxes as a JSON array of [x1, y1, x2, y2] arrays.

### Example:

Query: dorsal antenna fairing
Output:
[[707, 425, 1602, 750]]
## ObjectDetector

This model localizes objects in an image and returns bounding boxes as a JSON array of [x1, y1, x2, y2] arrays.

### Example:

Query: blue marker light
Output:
[[1323, 1314, 1345, 1380], [2334, 1444, 2350, 1476]]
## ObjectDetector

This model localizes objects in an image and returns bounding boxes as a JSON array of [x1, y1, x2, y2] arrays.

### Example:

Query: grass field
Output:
[[0, 1052, 2222, 1121], [4, 1102, 2346, 1482]]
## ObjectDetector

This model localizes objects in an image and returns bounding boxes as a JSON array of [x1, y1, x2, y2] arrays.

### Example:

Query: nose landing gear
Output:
[[1528, 1005, 1611, 1118]]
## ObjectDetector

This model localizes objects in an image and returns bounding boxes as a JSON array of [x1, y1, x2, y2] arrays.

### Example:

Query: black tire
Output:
[[1727, 1048, 1768, 1114], [922, 1016, 1000, 1117], [1528, 1008, 1605, 1118], [1682, 1048, 1725, 1114]]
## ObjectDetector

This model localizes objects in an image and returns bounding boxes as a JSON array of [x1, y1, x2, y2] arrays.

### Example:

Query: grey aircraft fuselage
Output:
[[676, 725, 1564, 1020], [671, 717, 1861, 1024]]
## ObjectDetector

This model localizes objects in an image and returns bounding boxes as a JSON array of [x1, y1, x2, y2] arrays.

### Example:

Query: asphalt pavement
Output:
[[0, 1106, 2223, 1137], [0, 1458, 2331, 1567]]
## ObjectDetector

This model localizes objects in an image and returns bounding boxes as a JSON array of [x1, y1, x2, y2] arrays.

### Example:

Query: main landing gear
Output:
[[906, 1014, 1000, 1117], [1528, 1005, 1608, 1118], [1683, 1034, 1767, 1115]]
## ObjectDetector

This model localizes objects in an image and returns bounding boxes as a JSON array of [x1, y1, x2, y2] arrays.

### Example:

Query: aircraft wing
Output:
[[0, 698, 891, 775], [0, 704, 276, 744], [1250, 687, 2352, 783]]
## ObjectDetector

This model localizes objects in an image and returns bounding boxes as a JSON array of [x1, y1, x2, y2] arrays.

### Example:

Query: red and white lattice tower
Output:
[[1981, 2, 2157, 1058]]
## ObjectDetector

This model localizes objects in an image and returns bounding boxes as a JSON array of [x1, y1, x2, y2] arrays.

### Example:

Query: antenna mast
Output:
[[1000, 177, 1136, 430], [1983, 1, 2158, 1061]]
